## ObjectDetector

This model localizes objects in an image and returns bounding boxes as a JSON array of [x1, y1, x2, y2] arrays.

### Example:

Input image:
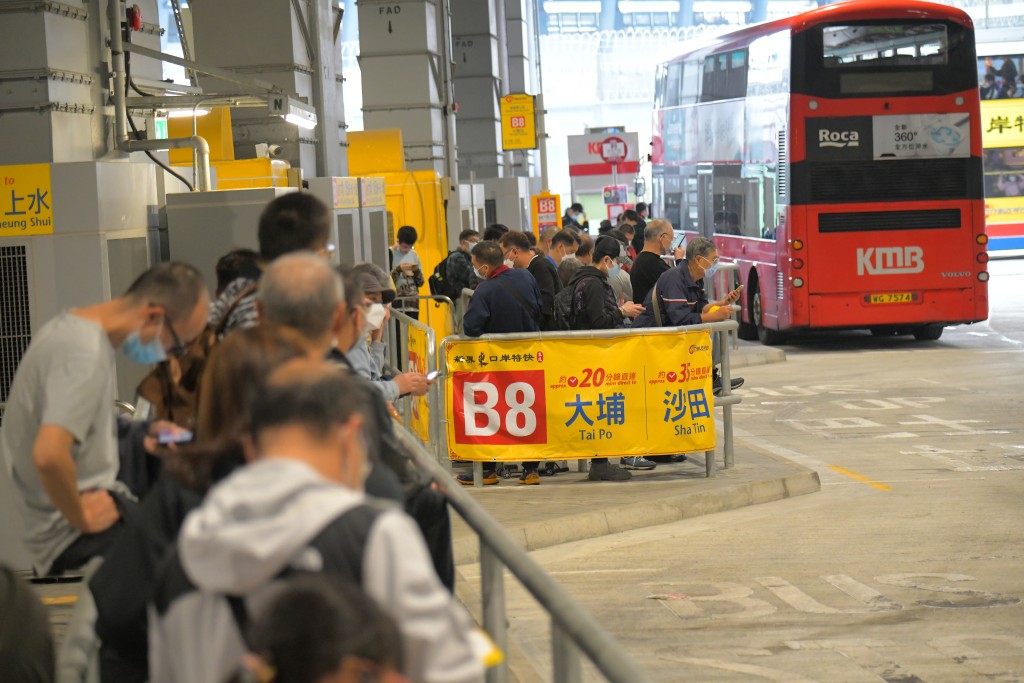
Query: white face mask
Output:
[[562, 254, 578, 263], [365, 303, 387, 331], [503, 259, 515, 269]]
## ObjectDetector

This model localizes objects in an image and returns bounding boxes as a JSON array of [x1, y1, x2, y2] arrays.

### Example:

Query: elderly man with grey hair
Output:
[[256, 252, 406, 506], [257, 252, 346, 357], [634, 236, 745, 395]]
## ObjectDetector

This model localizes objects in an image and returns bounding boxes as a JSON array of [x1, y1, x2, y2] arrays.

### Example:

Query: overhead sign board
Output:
[[568, 132, 640, 177], [500, 93, 537, 151]]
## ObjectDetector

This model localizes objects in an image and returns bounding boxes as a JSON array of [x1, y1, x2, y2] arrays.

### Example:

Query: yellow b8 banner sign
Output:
[[407, 324, 432, 443], [444, 331, 716, 461]]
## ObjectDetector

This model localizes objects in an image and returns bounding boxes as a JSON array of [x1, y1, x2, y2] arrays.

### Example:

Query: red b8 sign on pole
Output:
[[453, 371, 548, 445], [531, 191, 561, 237]]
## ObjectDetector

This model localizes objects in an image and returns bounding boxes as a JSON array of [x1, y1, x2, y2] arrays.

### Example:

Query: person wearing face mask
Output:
[[549, 229, 580, 267], [634, 236, 744, 395], [0, 263, 209, 578], [446, 229, 482, 296], [500, 231, 561, 333], [329, 269, 455, 590], [348, 263, 431, 402], [461, 241, 543, 338], [149, 361, 483, 683], [564, 236, 646, 481]]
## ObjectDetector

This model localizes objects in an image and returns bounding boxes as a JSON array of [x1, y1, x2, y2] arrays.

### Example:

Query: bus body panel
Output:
[[652, 0, 989, 340]]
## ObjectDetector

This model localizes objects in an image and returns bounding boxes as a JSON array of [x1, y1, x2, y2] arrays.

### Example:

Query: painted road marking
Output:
[[826, 466, 892, 491], [41, 595, 78, 606]]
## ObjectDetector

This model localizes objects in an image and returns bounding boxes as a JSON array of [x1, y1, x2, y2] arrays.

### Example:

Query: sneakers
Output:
[[620, 456, 657, 470], [712, 376, 744, 396], [588, 461, 632, 482], [456, 471, 499, 486], [649, 454, 687, 463], [518, 471, 540, 485]]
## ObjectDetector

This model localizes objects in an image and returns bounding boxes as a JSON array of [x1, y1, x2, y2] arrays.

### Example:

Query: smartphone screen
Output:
[[670, 232, 686, 250], [157, 430, 194, 445], [426, 370, 440, 381]]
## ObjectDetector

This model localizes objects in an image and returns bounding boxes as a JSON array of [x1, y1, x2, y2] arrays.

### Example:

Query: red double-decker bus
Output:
[[651, 0, 989, 344]]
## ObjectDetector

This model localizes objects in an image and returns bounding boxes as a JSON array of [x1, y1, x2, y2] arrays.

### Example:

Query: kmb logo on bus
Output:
[[819, 129, 860, 148], [856, 247, 924, 275]]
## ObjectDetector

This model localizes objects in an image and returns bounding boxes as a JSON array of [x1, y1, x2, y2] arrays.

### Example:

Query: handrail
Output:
[[391, 294, 458, 332], [394, 424, 655, 683]]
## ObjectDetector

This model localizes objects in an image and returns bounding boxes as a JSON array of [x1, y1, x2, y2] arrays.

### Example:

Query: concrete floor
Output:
[[457, 257, 1024, 682]]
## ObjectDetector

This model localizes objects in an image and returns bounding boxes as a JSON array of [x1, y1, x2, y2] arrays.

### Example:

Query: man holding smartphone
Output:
[[0, 263, 209, 577], [634, 237, 744, 396]]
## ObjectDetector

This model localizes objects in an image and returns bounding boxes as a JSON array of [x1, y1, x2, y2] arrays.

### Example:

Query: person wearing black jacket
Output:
[[630, 220, 682, 305], [501, 231, 561, 332], [462, 241, 542, 337], [458, 241, 542, 486], [565, 236, 645, 481]]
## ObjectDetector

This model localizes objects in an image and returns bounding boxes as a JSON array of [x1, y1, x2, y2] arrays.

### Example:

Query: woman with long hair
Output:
[[89, 326, 310, 683]]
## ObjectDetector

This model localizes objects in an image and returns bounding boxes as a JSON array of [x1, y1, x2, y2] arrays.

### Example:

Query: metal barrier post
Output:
[[473, 461, 484, 488], [552, 622, 583, 683], [719, 327, 735, 470], [712, 262, 740, 351], [481, 543, 509, 683]]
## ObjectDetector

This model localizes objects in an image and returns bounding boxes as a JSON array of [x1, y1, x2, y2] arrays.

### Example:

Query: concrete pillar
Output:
[[450, 0, 504, 179], [357, 0, 450, 175], [190, 0, 347, 178]]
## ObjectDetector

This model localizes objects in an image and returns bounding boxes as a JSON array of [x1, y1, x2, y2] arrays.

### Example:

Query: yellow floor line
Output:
[[41, 595, 78, 606], [827, 465, 893, 491]]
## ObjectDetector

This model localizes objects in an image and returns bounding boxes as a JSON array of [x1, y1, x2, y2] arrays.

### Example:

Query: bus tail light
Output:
[[977, 252, 989, 264], [976, 234, 988, 245], [793, 277, 805, 288], [792, 239, 804, 250], [978, 272, 990, 282], [792, 258, 804, 269]]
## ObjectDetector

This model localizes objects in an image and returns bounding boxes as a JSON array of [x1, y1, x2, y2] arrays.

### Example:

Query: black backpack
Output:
[[428, 250, 465, 300], [553, 275, 599, 331]]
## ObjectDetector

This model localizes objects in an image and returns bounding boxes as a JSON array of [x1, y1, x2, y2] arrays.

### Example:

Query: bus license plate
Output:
[[869, 292, 914, 304]]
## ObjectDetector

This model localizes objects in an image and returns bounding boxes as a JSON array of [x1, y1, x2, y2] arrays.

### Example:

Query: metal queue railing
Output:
[[706, 261, 741, 351], [393, 423, 656, 683]]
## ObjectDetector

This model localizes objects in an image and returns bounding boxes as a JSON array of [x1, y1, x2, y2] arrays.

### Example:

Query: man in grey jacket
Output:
[[149, 360, 482, 683]]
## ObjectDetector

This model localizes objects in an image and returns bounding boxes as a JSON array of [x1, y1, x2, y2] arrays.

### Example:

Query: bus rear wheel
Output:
[[753, 289, 787, 346], [737, 275, 759, 340], [913, 324, 944, 341]]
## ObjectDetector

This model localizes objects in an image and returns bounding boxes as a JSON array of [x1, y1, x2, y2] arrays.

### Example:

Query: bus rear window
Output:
[[792, 20, 975, 99], [823, 24, 948, 68]]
